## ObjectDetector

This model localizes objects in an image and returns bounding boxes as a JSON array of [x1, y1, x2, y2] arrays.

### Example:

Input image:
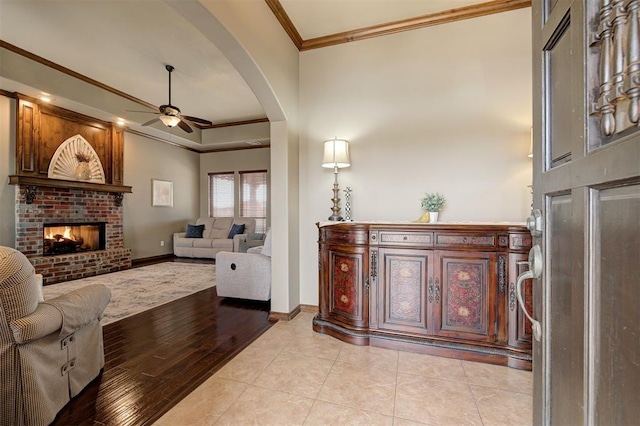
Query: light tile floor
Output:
[[155, 312, 533, 425]]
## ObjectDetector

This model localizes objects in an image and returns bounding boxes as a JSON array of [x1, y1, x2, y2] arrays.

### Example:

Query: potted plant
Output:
[[420, 192, 446, 223]]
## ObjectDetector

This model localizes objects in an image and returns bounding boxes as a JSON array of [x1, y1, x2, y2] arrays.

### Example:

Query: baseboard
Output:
[[269, 303, 319, 321], [300, 304, 318, 313], [131, 254, 176, 267], [269, 305, 301, 321]]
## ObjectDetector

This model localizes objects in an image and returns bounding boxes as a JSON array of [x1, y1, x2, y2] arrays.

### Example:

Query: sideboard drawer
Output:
[[435, 233, 496, 248], [322, 228, 368, 245], [377, 231, 433, 247], [509, 233, 533, 250]]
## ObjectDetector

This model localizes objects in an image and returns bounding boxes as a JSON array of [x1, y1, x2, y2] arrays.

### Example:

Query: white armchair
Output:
[[216, 230, 271, 301]]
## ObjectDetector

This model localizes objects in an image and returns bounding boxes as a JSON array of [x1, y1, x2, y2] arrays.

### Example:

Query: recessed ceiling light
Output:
[[38, 92, 53, 102]]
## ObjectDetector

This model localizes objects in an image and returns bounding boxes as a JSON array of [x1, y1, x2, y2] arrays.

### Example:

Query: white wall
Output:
[[199, 147, 270, 219], [198, 0, 299, 123], [0, 96, 16, 247], [123, 131, 200, 259], [196, 0, 302, 315], [298, 9, 533, 305]]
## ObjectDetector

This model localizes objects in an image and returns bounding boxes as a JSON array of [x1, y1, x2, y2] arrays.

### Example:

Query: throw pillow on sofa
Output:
[[228, 223, 245, 239], [185, 224, 205, 238]]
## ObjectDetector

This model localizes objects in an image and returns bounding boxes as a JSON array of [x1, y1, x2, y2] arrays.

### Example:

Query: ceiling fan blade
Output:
[[126, 110, 159, 114], [177, 119, 193, 133], [182, 115, 213, 126], [141, 117, 160, 127]]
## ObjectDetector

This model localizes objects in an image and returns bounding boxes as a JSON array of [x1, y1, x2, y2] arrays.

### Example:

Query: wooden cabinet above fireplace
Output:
[[9, 94, 132, 194]]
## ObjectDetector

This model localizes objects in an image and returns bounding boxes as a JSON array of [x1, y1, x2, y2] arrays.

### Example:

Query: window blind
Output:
[[240, 170, 268, 233], [209, 172, 234, 217]]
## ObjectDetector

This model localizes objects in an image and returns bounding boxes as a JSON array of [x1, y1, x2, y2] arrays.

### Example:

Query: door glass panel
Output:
[[594, 184, 640, 424], [544, 16, 572, 169], [547, 194, 584, 424]]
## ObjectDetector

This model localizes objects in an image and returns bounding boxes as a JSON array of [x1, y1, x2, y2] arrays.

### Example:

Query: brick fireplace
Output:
[[15, 185, 131, 285], [9, 95, 132, 285]]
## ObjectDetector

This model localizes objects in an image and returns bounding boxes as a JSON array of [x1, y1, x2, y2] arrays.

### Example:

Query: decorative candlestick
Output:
[[344, 187, 352, 221]]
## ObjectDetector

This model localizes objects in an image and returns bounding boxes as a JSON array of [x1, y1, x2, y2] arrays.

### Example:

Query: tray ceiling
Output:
[[0, 0, 524, 151]]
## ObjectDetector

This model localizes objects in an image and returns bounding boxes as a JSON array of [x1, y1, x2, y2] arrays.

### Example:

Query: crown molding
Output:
[[266, 0, 532, 51], [0, 40, 158, 111], [200, 117, 269, 129], [126, 128, 270, 154], [0, 40, 270, 130], [264, 0, 303, 50]]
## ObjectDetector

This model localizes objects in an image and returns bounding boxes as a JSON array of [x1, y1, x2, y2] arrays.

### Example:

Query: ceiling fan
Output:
[[135, 64, 212, 133]]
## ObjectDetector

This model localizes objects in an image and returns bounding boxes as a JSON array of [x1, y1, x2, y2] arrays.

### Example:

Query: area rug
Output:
[[42, 262, 216, 325]]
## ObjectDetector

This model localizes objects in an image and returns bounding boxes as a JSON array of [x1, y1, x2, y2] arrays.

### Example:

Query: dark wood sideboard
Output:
[[313, 222, 534, 370]]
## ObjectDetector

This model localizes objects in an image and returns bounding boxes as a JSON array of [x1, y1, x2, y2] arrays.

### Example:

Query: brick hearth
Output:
[[15, 185, 131, 284]]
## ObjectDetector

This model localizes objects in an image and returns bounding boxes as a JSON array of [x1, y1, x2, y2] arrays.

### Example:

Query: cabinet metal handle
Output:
[[498, 256, 506, 293], [434, 278, 440, 303], [515, 245, 542, 341], [428, 277, 434, 303], [370, 251, 378, 279]]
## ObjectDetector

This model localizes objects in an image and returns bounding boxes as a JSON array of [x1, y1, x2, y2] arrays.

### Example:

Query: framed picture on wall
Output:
[[152, 179, 173, 207]]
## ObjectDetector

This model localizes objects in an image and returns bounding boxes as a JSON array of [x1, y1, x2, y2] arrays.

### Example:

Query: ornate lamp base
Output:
[[328, 181, 343, 221]]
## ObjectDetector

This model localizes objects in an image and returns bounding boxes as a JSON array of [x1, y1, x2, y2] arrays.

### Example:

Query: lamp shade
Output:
[[322, 138, 351, 168], [159, 115, 181, 128]]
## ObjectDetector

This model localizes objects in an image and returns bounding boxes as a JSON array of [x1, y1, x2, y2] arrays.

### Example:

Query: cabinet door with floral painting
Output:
[[433, 250, 497, 342], [324, 245, 369, 328], [376, 247, 433, 335]]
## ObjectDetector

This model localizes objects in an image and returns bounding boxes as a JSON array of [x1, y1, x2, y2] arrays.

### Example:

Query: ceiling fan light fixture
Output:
[[136, 65, 208, 133], [159, 115, 181, 127]]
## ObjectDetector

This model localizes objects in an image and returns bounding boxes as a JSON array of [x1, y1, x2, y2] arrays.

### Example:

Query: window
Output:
[[240, 170, 268, 233], [209, 172, 234, 217], [208, 170, 269, 234]]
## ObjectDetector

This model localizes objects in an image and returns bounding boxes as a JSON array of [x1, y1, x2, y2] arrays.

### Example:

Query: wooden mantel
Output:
[[8, 175, 132, 194]]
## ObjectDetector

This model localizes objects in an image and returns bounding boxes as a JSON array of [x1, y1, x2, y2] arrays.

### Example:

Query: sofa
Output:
[[173, 217, 256, 259]]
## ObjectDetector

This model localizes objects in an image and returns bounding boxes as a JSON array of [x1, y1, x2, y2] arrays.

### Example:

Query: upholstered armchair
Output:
[[216, 230, 271, 301], [0, 246, 111, 426]]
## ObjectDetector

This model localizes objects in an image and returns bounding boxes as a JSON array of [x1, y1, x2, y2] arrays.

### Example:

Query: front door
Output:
[[532, 0, 640, 424]]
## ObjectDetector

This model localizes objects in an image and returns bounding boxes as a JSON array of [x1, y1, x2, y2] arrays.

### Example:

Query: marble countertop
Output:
[[318, 220, 527, 227]]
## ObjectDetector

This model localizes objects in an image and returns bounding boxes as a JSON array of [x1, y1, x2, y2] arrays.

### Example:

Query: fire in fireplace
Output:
[[43, 222, 106, 256]]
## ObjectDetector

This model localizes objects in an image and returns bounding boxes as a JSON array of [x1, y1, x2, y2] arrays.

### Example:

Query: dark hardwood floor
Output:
[[52, 259, 274, 426]]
